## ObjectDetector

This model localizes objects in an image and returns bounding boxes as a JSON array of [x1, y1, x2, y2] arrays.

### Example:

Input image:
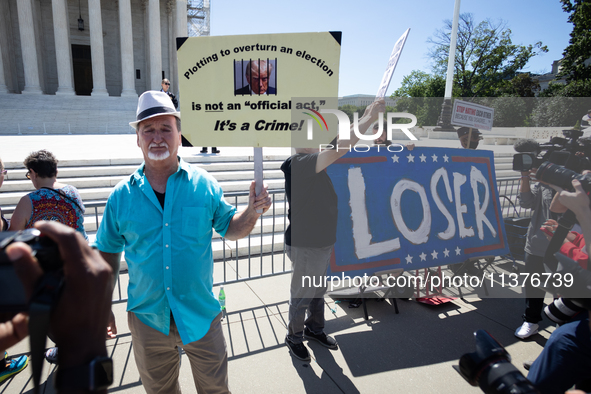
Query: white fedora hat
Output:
[[129, 90, 181, 129]]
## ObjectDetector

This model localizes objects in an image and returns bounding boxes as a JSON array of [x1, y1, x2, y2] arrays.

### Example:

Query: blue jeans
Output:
[[286, 245, 333, 344], [527, 312, 591, 394]]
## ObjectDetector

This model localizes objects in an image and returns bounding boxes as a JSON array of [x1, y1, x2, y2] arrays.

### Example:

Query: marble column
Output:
[[88, 0, 108, 96], [52, 0, 75, 95], [175, 0, 187, 36], [148, 0, 162, 90], [16, 0, 42, 94], [118, 0, 137, 97], [0, 44, 8, 94], [173, 0, 187, 95], [167, 1, 173, 90]]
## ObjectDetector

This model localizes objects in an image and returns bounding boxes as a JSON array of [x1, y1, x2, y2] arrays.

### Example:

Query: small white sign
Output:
[[451, 99, 494, 131], [376, 28, 410, 98]]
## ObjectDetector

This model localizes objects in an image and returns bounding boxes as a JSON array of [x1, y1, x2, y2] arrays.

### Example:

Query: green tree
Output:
[[392, 70, 446, 98], [500, 73, 541, 97], [391, 70, 446, 126], [557, 0, 591, 82], [428, 13, 547, 97], [338, 104, 358, 122]]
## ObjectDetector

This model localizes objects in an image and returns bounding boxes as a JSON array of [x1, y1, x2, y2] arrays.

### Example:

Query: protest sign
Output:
[[326, 147, 508, 278], [177, 32, 341, 147], [451, 99, 494, 131], [376, 28, 410, 98]]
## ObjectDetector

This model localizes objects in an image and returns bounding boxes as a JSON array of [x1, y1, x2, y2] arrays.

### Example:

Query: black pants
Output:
[[523, 252, 546, 323]]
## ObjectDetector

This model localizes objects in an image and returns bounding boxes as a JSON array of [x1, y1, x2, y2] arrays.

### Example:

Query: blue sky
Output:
[[210, 0, 572, 97]]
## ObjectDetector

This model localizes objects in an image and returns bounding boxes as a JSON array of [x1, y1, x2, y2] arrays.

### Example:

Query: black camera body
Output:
[[0, 229, 63, 312], [513, 129, 591, 173], [455, 330, 540, 394]]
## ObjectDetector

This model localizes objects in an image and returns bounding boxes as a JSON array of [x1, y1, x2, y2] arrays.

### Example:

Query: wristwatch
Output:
[[55, 356, 113, 392]]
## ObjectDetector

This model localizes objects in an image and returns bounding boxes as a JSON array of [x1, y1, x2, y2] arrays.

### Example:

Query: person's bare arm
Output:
[[549, 190, 568, 213], [225, 181, 272, 240], [315, 99, 385, 173], [553, 179, 591, 258], [0, 207, 6, 231], [98, 251, 121, 339], [98, 251, 121, 289], [519, 170, 533, 193], [7, 196, 32, 231]]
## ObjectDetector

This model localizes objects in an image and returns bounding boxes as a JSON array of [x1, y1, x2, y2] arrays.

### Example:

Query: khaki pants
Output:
[[128, 312, 230, 394]]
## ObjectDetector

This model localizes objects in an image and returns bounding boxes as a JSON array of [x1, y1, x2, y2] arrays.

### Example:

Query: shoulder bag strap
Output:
[[40, 187, 83, 213]]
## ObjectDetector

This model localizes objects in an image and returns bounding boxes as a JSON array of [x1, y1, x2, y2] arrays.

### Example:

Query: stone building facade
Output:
[[0, 0, 188, 98]]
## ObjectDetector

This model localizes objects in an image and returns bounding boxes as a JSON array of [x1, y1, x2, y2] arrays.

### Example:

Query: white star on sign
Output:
[[431, 250, 439, 259], [407, 154, 414, 163], [405, 254, 413, 264], [419, 252, 427, 261], [443, 154, 449, 162], [419, 154, 427, 162], [432, 154, 438, 162], [392, 155, 399, 163], [455, 246, 462, 255], [443, 248, 450, 257]]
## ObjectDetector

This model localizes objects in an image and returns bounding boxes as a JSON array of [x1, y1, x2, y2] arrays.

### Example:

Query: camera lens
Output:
[[536, 162, 591, 192]]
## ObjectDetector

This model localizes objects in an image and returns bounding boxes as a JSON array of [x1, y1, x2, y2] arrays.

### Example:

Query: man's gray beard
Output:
[[148, 150, 170, 161]]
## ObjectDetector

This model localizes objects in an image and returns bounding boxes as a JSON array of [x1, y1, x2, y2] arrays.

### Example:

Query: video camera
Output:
[[456, 254, 591, 394], [513, 129, 591, 174], [0, 228, 66, 392], [455, 330, 539, 394], [0, 228, 64, 312]]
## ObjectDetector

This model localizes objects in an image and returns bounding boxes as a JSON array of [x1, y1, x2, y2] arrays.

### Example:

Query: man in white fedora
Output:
[[95, 90, 271, 393]]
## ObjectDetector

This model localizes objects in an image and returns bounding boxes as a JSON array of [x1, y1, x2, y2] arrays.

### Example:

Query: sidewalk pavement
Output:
[[2, 267, 553, 394]]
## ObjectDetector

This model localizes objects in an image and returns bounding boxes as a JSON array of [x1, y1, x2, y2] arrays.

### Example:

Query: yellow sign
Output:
[[177, 32, 341, 147]]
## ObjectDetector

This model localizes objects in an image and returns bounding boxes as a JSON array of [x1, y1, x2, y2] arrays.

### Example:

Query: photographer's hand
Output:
[[6, 221, 113, 369], [0, 313, 28, 353], [552, 179, 591, 258], [519, 170, 534, 193], [552, 179, 591, 219]]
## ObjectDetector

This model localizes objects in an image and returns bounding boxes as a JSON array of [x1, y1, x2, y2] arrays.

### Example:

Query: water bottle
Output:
[[218, 286, 226, 313]]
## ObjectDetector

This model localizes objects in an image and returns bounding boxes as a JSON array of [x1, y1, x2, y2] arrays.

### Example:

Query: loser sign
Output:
[[326, 147, 508, 278]]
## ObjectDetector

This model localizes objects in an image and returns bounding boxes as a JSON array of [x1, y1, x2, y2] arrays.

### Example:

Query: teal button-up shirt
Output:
[[95, 158, 236, 344]]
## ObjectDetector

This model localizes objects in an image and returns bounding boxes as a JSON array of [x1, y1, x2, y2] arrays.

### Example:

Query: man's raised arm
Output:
[[315, 98, 385, 173]]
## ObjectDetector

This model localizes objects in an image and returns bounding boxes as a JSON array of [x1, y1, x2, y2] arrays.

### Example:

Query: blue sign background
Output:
[[326, 147, 509, 277]]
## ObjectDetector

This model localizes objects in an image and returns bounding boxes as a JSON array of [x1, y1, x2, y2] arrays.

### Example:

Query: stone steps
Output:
[[0, 150, 521, 264]]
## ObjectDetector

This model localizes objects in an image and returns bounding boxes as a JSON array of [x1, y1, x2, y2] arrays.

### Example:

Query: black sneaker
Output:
[[303, 328, 338, 349], [212, 147, 220, 154], [285, 338, 310, 361], [200, 147, 208, 153]]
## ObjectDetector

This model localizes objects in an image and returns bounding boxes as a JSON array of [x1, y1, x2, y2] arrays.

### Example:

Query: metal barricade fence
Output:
[[497, 177, 531, 218], [2, 178, 527, 303]]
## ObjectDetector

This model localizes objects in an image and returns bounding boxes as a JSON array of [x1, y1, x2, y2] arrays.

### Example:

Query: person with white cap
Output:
[[95, 90, 271, 393]]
